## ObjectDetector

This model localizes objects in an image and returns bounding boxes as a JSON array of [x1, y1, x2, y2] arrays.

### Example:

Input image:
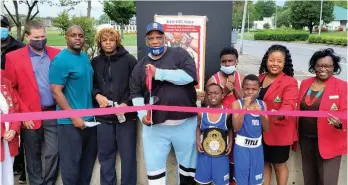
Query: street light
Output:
[[240, 0, 248, 55], [318, 0, 323, 35]]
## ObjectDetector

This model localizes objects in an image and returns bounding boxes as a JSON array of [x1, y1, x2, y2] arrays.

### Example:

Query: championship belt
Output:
[[202, 128, 228, 157]]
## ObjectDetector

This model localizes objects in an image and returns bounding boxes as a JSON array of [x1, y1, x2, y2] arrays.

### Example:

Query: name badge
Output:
[[274, 96, 282, 103], [329, 95, 339, 99], [202, 128, 228, 157], [330, 103, 338, 111]]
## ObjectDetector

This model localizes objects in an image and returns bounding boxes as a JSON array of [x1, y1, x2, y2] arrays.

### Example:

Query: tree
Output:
[[59, 0, 92, 18], [232, 1, 259, 29], [232, 1, 244, 29], [103, 1, 136, 38], [2, 0, 53, 41], [254, 0, 276, 20], [290, 1, 334, 33], [98, 13, 110, 25], [276, 8, 291, 28], [334, 1, 348, 9], [263, 22, 270, 29], [53, 11, 70, 35]]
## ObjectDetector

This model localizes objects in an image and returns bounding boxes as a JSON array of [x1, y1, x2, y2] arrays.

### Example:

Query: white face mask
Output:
[[220, 65, 236, 74]]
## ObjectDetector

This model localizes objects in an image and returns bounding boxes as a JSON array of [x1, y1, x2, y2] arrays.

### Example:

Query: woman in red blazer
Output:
[[298, 48, 346, 185], [258, 45, 298, 185], [0, 74, 21, 185]]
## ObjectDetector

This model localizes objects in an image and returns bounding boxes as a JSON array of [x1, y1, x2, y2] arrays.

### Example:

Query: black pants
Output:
[[13, 133, 25, 172], [58, 124, 98, 185], [97, 119, 137, 185], [22, 119, 59, 185], [300, 136, 342, 185]]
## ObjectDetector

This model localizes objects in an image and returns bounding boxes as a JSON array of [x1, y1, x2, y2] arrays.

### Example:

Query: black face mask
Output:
[[29, 39, 47, 51]]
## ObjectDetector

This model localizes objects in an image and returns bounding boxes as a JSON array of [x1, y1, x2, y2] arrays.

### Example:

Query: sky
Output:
[[2, 0, 286, 19]]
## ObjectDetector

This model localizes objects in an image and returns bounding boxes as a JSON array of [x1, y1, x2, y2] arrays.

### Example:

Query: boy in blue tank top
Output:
[[231, 74, 269, 185], [195, 83, 233, 185]]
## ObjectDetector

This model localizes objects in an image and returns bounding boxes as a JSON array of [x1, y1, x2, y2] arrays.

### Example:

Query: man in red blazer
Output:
[[4, 20, 60, 185]]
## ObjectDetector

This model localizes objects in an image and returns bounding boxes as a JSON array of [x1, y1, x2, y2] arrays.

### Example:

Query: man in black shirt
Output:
[[130, 22, 198, 185], [1, 15, 25, 70]]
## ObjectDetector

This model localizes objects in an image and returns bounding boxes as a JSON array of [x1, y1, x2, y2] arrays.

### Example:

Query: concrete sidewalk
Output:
[[14, 54, 346, 185]]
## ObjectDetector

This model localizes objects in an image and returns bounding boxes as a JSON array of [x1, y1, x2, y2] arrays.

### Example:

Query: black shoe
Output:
[[18, 172, 26, 184], [13, 170, 22, 175]]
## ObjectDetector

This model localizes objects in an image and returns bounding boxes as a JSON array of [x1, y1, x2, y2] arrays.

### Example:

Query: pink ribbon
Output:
[[1, 105, 346, 122]]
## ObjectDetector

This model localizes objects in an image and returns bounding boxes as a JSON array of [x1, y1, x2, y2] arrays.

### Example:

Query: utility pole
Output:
[[318, 0, 323, 35], [240, 0, 248, 55], [248, 4, 250, 33], [275, 3, 277, 28]]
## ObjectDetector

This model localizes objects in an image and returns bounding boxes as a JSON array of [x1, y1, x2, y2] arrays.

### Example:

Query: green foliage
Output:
[[263, 23, 270, 29], [103, 0, 136, 38], [276, 8, 291, 28], [308, 35, 347, 46], [334, 1, 348, 9], [53, 11, 70, 35], [290, 1, 334, 33], [232, 2, 259, 29], [98, 13, 110, 25], [52, 14, 97, 59], [254, 29, 309, 41], [254, 0, 276, 19]]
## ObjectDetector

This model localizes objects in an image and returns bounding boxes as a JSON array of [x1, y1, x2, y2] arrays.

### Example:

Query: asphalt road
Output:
[[235, 40, 348, 81]]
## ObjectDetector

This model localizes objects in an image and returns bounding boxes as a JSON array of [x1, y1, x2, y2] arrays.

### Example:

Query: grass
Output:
[[238, 32, 254, 40], [11, 29, 137, 46], [238, 30, 347, 41], [315, 31, 347, 38]]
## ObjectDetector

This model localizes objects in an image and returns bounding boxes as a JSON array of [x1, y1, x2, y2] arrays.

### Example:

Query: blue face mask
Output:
[[1, 27, 9, 40], [148, 45, 165, 56], [220, 65, 236, 74]]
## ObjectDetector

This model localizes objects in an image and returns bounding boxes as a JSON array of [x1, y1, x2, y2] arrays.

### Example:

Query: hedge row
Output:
[[254, 31, 309, 41], [308, 35, 347, 46]]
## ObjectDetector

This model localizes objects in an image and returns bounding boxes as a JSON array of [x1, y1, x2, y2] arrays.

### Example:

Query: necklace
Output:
[[304, 85, 325, 106]]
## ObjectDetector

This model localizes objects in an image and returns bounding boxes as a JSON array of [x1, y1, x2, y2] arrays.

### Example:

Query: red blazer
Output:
[[0, 76, 21, 162], [299, 76, 347, 159], [4, 46, 60, 130], [259, 72, 299, 146]]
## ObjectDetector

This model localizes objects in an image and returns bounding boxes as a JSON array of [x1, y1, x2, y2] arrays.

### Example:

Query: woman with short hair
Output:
[[298, 48, 346, 185]]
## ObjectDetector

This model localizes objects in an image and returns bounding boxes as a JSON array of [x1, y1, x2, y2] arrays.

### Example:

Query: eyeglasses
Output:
[[315, 65, 333, 70]]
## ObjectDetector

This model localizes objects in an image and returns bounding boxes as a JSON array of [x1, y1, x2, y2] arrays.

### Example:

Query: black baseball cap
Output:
[[1, 15, 10, 27]]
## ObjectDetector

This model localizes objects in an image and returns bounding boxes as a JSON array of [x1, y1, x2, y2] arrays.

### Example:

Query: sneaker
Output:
[[13, 170, 22, 175], [18, 172, 26, 184]]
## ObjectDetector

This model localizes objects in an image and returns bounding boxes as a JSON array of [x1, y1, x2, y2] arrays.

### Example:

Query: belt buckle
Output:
[[202, 128, 228, 157]]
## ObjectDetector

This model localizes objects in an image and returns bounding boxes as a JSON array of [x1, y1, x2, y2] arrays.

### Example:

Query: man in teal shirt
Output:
[[49, 25, 97, 185]]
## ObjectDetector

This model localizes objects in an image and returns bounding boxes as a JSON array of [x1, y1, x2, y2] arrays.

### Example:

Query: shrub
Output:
[[263, 23, 271, 29], [314, 26, 328, 32], [308, 35, 347, 46], [254, 30, 309, 41]]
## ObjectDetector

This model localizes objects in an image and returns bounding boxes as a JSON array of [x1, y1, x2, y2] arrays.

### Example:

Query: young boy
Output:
[[231, 74, 269, 185], [195, 83, 233, 185]]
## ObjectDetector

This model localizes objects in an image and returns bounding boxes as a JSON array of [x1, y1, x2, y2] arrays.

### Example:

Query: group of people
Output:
[[0, 17, 346, 185]]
